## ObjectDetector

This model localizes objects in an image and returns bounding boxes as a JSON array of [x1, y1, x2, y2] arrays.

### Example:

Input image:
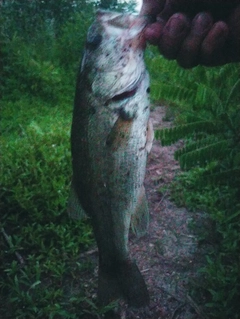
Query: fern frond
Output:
[[201, 168, 240, 186], [179, 140, 229, 170], [150, 81, 196, 106], [195, 83, 223, 113], [174, 136, 219, 160], [155, 121, 217, 146]]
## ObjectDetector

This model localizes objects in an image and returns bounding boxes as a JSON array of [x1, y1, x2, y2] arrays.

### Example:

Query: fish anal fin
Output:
[[145, 118, 154, 154], [67, 184, 88, 220], [130, 186, 149, 237]]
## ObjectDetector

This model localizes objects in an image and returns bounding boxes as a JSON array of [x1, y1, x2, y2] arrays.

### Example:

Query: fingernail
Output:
[[145, 22, 164, 45], [212, 21, 229, 38], [167, 14, 189, 37], [192, 13, 212, 35]]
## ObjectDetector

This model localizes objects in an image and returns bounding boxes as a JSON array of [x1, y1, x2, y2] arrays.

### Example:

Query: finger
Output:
[[159, 13, 191, 60], [159, 0, 240, 18], [140, 0, 166, 16], [157, 0, 176, 20], [201, 21, 229, 66], [227, 4, 240, 62], [177, 12, 213, 68], [144, 20, 165, 45]]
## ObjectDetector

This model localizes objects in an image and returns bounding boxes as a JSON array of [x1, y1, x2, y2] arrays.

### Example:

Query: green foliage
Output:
[[150, 49, 240, 186], [0, 116, 70, 217], [98, 0, 138, 12], [1, 37, 62, 101], [0, 1, 94, 101], [0, 0, 94, 38], [146, 47, 240, 112], [55, 11, 93, 71], [147, 49, 240, 318], [155, 121, 217, 145]]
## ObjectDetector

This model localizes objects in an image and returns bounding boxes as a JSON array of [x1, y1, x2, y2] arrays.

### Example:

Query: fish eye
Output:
[[86, 34, 102, 50]]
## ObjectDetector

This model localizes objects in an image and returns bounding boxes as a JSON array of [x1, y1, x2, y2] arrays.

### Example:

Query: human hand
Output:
[[141, 0, 240, 68]]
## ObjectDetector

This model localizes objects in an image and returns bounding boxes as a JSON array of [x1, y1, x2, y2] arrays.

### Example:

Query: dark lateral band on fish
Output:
[[68, 10, 153, 308]]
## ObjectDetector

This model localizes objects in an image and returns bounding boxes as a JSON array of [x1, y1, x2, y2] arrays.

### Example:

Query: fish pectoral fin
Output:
[[145, 119, 154, 154], [67, 183, 88, 220], [130, 186, 149, 238], [106, 116, 133, 148]]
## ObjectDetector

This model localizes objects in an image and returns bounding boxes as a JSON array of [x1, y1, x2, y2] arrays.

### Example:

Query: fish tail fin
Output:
[[131, 186, 149, 237], [98, 260, 149, 308], [98, 270, 121, 306], [118, 260, 150, 307], [67, 184, 88, 220]]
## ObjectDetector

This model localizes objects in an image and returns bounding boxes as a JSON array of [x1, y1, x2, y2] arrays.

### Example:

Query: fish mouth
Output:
[[110, 73, 144, 102], [111, 86, 138, 101]]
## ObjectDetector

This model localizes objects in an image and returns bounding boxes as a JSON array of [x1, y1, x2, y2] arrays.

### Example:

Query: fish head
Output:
[[81, 10, 149, 110], [94, 10, 147, 49]]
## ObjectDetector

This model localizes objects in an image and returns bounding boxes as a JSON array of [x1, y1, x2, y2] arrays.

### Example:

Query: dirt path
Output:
[[66, 106, 209, 319]]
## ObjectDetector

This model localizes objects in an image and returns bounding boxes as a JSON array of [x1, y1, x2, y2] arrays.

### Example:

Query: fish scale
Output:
[[68, 10, 153, 308]]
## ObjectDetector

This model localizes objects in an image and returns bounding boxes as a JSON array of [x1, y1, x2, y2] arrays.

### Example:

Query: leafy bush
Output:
[[1, 120, 70, 216], [55, 11, 93, 71], [0, 1, 94, 101], [1, 37, 62, 101]]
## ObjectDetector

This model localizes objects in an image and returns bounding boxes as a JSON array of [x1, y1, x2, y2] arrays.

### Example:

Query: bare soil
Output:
[[65, 106, 210, 319]]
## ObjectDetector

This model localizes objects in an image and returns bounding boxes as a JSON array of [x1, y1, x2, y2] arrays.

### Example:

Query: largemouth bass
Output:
[[69, 10, 153, 307]]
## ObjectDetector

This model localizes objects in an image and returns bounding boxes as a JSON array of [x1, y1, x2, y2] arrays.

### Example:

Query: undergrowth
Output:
[[146, 48, 240, 318], [0, 99, 105, 317]]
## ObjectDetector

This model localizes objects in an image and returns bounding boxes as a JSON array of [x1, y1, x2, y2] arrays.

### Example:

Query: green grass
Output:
[[0, 97, 100, 318]]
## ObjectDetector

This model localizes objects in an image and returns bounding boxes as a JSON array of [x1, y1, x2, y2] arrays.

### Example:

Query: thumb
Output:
[[140, 0, 166, 16]]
